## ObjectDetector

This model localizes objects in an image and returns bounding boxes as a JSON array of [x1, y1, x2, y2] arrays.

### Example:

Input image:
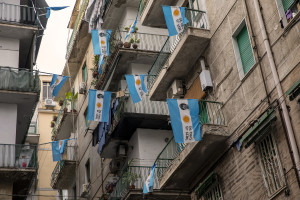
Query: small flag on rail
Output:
[[51, 139, 68, 161], [125, 15, 138, 39], [125, 74, 147, 104], [50, 74, 68, 97], [87, 89, 112, 122], [162, 6, 189, 36], [46, 6, 69, 18], [98, 55, 104, 74], [91, 29, 112, 56], [143, 164, 156, 194], [167, 99, 201, 143]]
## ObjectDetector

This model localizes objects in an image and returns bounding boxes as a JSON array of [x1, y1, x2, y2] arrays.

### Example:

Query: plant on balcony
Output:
[[121, 171, 140, 189], [53, 115, 58, 121], [58, 98, 64, 106], [129, 36, 140, 49], [50, 121, 55, 128], [65, 91, 78, 113]]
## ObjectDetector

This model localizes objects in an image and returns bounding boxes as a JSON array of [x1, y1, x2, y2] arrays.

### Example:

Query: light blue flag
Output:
[[98, 55, 104, 74], [167, 99, 201, 143], [143, 164, 156, 194], [125, 74, 147, 104], [46, 6, 69, 18], [91, 29, 112, 56], [50, 74, 68, 97], [125, 16, 137, 39], [87, 89, 112, 122], [162, 6, 189, 36], [51, 139, 68, 162]]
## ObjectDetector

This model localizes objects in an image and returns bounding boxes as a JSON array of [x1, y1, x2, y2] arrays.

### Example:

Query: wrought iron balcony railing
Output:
[[51, 100, 67, 138], [0, 66, 40, 93], [109, 165, 159, 199], [28, 122, 37, 135], [0, 3, 38, 25], [139, 0, 150, 16], [147, 9, 209, 90], [0, 144, 38, 169]]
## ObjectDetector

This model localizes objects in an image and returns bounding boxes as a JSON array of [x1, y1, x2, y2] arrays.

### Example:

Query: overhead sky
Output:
[[36, 0, 76, 75]]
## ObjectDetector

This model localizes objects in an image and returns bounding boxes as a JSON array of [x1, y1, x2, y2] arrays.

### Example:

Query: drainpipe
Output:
[[253, 0, 300, 179]]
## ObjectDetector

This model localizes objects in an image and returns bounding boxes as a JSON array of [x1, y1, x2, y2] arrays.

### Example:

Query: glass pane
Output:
[[48, 84, 53, 99], [43, 83, 47, 100]]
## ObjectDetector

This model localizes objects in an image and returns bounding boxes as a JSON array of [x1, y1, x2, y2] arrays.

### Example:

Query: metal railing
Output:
[[51, 142, 77, 186], [51, 100, 68, 137], [199, 100, 225, 126], [28, 122, 37, 134], [0, 66, 40, 93], [66, 0, 89, 58], [147, 9, 208, 90], [116, 30, 169, 52], [0, 3, 37, 25], [139, 0, 150, 16], [0, 144, 38, 169], [109, 166, 159, 199]]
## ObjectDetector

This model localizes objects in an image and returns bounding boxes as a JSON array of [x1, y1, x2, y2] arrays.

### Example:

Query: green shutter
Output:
[[282, 0, 294, 12], [237, 26, 255, 74]]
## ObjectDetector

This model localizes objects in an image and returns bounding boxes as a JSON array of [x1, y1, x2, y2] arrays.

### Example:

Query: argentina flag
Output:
[[98, 55, 104, 74], [162, 6, 189, 36], [167, 99, 201, 143], [50, 74, 68, 97], [46, 6, 69, 18], [125, 16, 137, 39], [125, 74, 147, 104], [51, 139, 68, 162], [91, 29, 112, 56], [143, 164, 156, 194], [87, 89, 112, 122]]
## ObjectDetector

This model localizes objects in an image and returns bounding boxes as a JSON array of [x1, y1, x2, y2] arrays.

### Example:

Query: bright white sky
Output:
[[36, 0, 76, 74]]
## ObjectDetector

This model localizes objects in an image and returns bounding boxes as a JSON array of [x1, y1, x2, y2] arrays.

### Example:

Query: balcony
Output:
[[108, 165, 191, 200], [0, 144, 38, 196], [140, 0, 182, 28], [26, 122, 39, 144], [52, 100, 77, 141], [0, 67, 40, 143], [100, 95, 171, 158], [51, 141, 77, 189], [148, 9, 211, 101], [155, 100, 229, 191], [97, 30, 169, 91]]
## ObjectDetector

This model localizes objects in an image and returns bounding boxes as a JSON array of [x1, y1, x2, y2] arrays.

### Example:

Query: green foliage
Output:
[[121, 171, 140, 185], [93, 55, 100, 67], [129, 35, 140, 44]]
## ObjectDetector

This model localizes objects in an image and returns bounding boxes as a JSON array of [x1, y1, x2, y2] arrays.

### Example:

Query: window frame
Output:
[[42, 81, 53, 100], [275, 0, 300, 28], [82, 62, 88, 83], [232, 19, 256, 80], [85, 159, 91, 184], [202, 182, 223, 200]]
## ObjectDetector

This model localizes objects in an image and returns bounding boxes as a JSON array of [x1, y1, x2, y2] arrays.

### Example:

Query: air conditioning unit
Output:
[[167, 80, 184, 99], [79, 82, 87, 94], [200, 70, 213, 91], [109, 158, 125, 174], [45, 99, 56, 107], [80, 183, 90, 197]]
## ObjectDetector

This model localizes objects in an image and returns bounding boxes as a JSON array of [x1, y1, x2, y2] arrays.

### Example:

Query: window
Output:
[[85, 159, 91, 183], [257, 133, 285, 197], [275, 0, 300, 27], [232, 20, 255, 79], [42, 82, 53, 100], [196, 173, 223, 200], [84, 109, 89, 128], [203, 183, 223, 200], [82, 63, 87, 82]]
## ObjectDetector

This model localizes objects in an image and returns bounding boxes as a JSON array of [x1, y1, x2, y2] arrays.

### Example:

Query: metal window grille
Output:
[[257, 132, 285, 197], [202, 183, 223, 200]]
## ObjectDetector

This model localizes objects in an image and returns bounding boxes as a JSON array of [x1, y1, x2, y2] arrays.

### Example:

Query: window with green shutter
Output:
[[82, 63, 87, 82], [236, 25, 255, 75], [282, 0, 295, 12]]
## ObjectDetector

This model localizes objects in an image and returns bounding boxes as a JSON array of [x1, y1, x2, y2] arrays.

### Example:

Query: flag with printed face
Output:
[[167, 99, 201, 143], [91, 29, 112, 56], [143, 164, 156, 194], [162, 6, 189, 36], [46, 6, 69, 18], [125, 16, 137, 39], [87, 89, 112, 122], [125, 74, 147, 104], [98, 55, 104, 74], [51, 139, 68, 161], [50, 74, 68, 97]]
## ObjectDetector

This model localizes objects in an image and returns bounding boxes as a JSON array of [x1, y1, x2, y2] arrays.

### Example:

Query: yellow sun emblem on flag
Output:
[[101, 40, 105, 45], [56, 79, 60, 84], [173, 9, 180, 16], [135, 79, 141, 85], [183, 115, 190, 123], [97, 102, 102, 108]]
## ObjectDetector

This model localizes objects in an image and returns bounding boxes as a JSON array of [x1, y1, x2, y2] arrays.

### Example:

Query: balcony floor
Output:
[[54, 112, 78, 140], [150, 28, 211, 101], [0, 90, 38, 143], [125, 189, 191, 200], [51, 160, 76, 189], [159, 124, 229, 191]]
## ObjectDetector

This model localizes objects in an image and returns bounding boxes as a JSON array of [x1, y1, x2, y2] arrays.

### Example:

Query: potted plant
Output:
[[58, 98, 64, 106], [53, 115, 58, 121], [124, 41, 131, 48], [50, 121, 55, 128], [130, 36, 140, 49], [121, 171, 140, 189], [91, 66, 99, 78], [116, 40, 123, 48], [65, 91, 78, 113]]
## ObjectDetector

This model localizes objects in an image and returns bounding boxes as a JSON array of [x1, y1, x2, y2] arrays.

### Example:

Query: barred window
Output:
[[257, 133, 285, 197], [203, 183, 223, 200]]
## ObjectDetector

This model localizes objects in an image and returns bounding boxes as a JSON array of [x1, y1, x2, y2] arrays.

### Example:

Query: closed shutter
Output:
[[237, 26, 255, 74], [282, 0, 294, 12]]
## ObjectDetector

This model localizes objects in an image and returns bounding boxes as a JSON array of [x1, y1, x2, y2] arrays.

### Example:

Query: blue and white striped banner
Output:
[[91, 29, 112, 56], [143, 164, 156, 194], [125, 74, 147, 104], [125, 15, 137, 39], [87, 89, 111, 122], [98, 55, 104, 74], [49, 74, 68, 97], [162, 6, 189, 36], [51, 139, 68, 162]]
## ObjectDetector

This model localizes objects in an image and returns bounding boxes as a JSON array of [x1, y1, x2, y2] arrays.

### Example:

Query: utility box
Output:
[[200, 70, 213, 91]]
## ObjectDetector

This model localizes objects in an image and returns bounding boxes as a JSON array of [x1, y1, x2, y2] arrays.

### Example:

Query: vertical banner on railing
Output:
[[162, 6, 189, 36], [125, 74, 147, 104], [87, 89, 112, 122], [143, 164, 156, 194]]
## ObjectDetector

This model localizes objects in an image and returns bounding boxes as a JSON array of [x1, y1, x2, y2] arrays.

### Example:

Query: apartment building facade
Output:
[[0, 0, 48, 199], [51, 0, 300, 199]]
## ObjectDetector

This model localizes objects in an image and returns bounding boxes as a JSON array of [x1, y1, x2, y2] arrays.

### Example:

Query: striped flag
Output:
[[98, 55, 104, 74], [50, 74, 68, 97], [51, 139, 68, 161], [143, 164, 156, 194], [167, 99, 201, 143], [162, 6, 189, 36], [46, 6, 69, 18], [125, 74, 147, 103], [125, 15, 137, 39], [87, 89, 112, 122], [91, 29, 112, 56]]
